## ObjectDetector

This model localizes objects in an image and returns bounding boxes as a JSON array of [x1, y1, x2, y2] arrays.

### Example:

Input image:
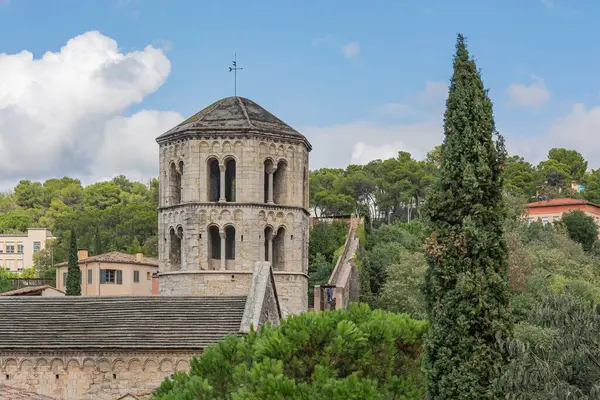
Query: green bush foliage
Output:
[[152, 304, 428, 400], [560, 210, 598, 251]]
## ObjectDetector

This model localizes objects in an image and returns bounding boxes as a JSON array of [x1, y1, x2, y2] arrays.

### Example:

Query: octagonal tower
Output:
[[156, 96, 311, 315]]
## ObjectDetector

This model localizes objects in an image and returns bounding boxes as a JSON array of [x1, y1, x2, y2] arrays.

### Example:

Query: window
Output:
[[33, 242, 41, 253], [134, 271, 139, 283], [17, 243, 23, 254], [88, 269, 92, 284], [100, 269, 122, 284], [553, 216, 560, 222], [6, 242, 14, 254], [542, 217, 549, 225], [63, 272, 67, 287], [147, 271, 151, 280], [0, 242, 3, 253]]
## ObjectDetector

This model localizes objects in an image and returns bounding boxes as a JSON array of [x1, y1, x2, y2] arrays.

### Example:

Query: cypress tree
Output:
[[423, 34, 511, 398], [66, 230, 81, 296]]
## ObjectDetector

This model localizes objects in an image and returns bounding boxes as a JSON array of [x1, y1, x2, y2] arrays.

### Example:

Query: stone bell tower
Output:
[[156, 96, 311, 315]]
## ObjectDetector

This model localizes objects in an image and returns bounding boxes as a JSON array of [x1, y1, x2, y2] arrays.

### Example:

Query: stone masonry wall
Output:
[[0, 350, 196, 400]]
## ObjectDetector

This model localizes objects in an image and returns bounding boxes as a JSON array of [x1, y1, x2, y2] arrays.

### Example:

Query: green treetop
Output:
[[422, 34, 511, 399]]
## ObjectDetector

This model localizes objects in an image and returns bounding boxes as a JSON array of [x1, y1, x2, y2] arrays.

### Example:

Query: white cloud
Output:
[[507, 76, 551, 109], [303, 120, 442, 169], [341, 42, 360, 59], [379, 103, 417, 118], [0, 31, 183, 186], [417, 81, 448, 105]]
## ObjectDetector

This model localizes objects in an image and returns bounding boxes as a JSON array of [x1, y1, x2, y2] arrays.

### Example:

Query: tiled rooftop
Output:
[[55, 251, 158, 267], [0, 296, 246, 349]]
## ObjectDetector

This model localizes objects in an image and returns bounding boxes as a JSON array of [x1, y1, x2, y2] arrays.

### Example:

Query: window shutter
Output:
[[88, 269, 92, 284], [100, 269, 105, 284], [116, 270, 122, 285]]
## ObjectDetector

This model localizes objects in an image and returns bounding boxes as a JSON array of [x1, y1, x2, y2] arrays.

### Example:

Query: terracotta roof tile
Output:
[[526, 198, 600, 208], [0, 285, 64, 296], [55, 251, 158, 267]]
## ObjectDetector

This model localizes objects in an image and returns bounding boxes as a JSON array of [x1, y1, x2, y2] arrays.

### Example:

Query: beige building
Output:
[[0, 228, 54, 273], [156, 96, 311, 315], [54, 250, 158, 296]]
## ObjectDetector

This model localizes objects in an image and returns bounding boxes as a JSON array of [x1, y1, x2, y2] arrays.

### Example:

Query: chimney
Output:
[[77, 249, 89, 260], [135, 252, 143, 262]]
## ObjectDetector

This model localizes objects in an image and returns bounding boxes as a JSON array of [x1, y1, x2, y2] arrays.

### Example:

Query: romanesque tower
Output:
[[156, 96, 311, 315]]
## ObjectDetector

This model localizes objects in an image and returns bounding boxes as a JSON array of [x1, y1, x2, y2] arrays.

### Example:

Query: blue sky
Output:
[[0, 0, 599, 186]]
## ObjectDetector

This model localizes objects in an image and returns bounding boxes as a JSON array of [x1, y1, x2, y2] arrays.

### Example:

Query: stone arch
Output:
[[66, 359, 80, 371], [223, 156, 237, 202], [35, 359, 49, 371], [207, 157, 220, 202], [220, 209, 232, 221], [82, 358, 96, 371], [159, 359, 173, 372], [50, 359, 64, 373], [273, 159, 288, 205], [223, 141, 232, 153], [273, 225, 286, 271], [129, 359, 143, 372], [169, 226, 183, 271], [113, 359, 126, 372], [4, 359, 17, 373], [207, 224, 221, 270], [19, 359, 33, 371], [176, 360, 190, 372], [264, 225, 274, 263], [169, 160, 183, 205], [211, 141, 221, 153], [143, 359, 159, 372], [97, 359, 111, 373], [225, 224, 236, 262]]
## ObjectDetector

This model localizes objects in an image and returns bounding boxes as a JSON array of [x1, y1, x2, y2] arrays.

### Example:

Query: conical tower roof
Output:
[[156, 96, 309, 147]]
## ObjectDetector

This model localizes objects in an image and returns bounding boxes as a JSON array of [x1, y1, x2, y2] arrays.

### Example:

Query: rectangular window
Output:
[[147, 271, 151, 280], [542, 217, 549, 225], [63, 272, 67, 287], [0, 242, 3, 253], [17, 243, 23, 254], [116, 270, 122, 285], [100, 269, 115, 284], [88, 269, 92, 284], [553, 216, 560, 222], [33, 242, 41, 253], [6, 242, 14, 254], [133, 271, 139, 283]]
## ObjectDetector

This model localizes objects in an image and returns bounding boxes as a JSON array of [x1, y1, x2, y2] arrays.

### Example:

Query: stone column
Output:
[[267, 167, 277, 204], [220, 231, 226, 270], [219, 163, 226, 203], [267, 231, 274, 267]]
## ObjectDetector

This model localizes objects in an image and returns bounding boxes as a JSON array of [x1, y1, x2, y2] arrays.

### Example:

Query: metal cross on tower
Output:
[[229, 53, 243, 96]]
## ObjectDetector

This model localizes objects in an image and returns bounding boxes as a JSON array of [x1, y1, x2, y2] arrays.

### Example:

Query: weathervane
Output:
[[229, 53, 243, 96]]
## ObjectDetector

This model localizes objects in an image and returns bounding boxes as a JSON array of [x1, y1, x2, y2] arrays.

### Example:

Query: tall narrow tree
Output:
[[423, 34, 511, 398], [66, 230, 81, 296]]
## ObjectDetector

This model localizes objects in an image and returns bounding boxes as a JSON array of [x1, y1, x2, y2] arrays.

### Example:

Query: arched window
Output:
[[273, 160, 287, 204], [207, 158, 220, 202], [207, 225, 220, 270], [169, 227, 182, 270], [263, 160, 274, 203], [264, 226, 273, 262], [224, 158, 236, 202], [225, 225, 235, 260], [169, 162, 183, 205], [272, 226, 285, 270]]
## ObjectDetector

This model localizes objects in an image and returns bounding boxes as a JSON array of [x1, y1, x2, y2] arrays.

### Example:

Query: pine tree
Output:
[[423, 34, 511, 399], [66, 230, 81, 296]]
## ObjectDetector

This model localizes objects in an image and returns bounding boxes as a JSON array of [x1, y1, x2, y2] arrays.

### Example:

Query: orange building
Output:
[[524, 198, 600, 226]]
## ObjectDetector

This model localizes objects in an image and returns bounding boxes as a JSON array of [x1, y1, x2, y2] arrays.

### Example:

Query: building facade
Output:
[[156, 96, 311, 315], [0, 228, 54, 273], [525, 198, 600, 227], [55, 250, 158, 296]]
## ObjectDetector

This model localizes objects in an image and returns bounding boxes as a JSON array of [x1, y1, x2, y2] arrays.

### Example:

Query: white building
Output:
[[0, 228, 54, 273]]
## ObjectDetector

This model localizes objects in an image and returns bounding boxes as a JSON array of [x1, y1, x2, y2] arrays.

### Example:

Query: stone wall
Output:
[[0, 350, 196, 400]]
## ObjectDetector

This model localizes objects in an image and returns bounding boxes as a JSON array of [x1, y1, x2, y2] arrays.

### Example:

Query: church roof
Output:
[[156, 96, 310, 147], [0, 296, 246, 350]]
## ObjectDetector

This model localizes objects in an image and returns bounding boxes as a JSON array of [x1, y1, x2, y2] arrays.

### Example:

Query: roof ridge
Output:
[[236, 96, 254, 128]]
